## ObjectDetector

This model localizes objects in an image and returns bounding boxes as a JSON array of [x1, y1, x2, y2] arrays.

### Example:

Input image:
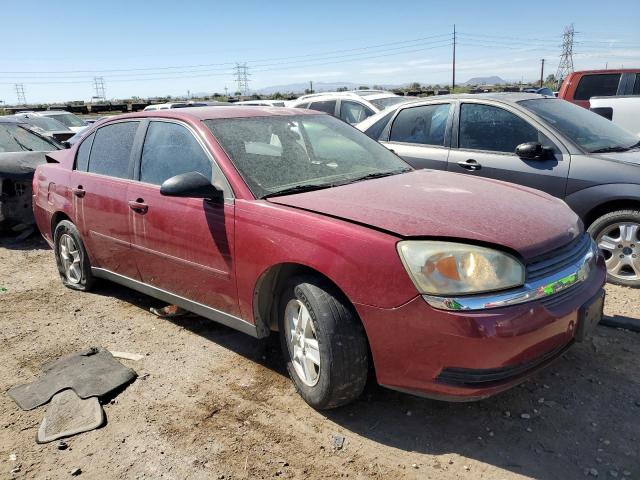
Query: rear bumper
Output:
[[356, 254, 606, 401]]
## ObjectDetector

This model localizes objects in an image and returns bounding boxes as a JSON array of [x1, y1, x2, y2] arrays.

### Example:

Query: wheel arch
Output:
[[252, 262, 362, 338], [51, 211, 72, 235], [583, 199, 640, 228]]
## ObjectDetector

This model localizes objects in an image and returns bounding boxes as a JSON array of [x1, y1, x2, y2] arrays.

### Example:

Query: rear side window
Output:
[[88, 122, 139, 178], [574, 74, 620, 100], [389, 104, 450, 146], [633, 74, 640, 95], [459, 104, 538, 153], [140, 121, 212, 185], [75, 132, 94, 171], [339, 101, 374, 125], [307, 100, 336, 115]]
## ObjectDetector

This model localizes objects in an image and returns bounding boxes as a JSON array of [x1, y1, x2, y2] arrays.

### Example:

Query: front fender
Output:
[[565, 183, 640, 220]]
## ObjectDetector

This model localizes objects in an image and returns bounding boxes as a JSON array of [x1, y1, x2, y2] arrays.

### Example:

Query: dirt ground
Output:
[[0, 235, 638, 480]]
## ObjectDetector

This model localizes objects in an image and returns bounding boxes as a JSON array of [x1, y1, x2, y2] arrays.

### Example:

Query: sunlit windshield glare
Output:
[[370, 96, 413, 111], [205, 114, 410, 198], [49, 114, 88, 128], [0, 124, 57, 152]]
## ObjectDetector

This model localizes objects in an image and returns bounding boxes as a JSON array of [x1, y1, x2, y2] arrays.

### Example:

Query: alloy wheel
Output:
[[596, 222, 640, 281], [284, 298, 321, 386], [59, 233, 82, 284]]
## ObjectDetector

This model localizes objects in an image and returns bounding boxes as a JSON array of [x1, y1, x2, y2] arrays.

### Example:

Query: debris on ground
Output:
[[37, 389, 105, 443], [109, 351, 145, 362], [8, 347, 136, 410], [330, 434, 345, 451]]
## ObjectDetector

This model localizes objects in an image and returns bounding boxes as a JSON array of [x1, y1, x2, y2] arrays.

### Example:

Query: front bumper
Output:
[[356, 252, 606, 401]]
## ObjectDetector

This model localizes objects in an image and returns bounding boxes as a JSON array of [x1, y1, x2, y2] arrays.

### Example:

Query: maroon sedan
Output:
[[33, 107, 606, 409]]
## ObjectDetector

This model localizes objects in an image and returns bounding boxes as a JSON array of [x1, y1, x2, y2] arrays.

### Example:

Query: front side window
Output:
[[339, 101, 373, 124], [307, 100, 337, 115], [140, 122, 212, 185], [390, 104, 450, 146], [0, 124, 57, 152], [75, 132, 95, 171], [205, 114, 410, 198], [459, 104, 538, 153], [88, 122, 139, 178], [574, 74, 620, 100]]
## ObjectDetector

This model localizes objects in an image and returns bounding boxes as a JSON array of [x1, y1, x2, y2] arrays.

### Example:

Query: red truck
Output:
[[558, 69, 640, 108]]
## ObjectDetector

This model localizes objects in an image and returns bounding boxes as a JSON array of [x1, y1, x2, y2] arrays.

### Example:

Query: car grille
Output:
[[526, 234, 592, 283]]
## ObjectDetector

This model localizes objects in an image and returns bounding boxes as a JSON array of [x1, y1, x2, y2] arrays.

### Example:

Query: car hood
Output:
[[268, 170, 581, 260], [0, 151, 49, 179]]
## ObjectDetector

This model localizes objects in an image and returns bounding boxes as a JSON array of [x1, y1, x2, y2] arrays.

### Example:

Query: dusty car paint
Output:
[[33, 107, 606, 401]]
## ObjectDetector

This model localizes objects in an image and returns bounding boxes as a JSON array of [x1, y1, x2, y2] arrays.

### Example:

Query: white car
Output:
[[289, 90, 413, 125], [590, 96, 640, 137], [143, 101, 215, 111], [235, 100, 286, 107], [19, 110, 88, 133]]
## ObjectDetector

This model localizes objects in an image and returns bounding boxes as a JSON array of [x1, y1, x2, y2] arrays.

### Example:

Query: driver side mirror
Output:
[[515, 142, 553, 160], [160, 171, 223, 202]]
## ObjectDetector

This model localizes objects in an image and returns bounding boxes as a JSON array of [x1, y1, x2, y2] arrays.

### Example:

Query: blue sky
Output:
[[1, 0, 639, 103]]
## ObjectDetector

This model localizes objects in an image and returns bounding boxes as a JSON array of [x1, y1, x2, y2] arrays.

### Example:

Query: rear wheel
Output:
[[278, 276, 369, 409], [588, 210, 640, 287], [53, 220, 95, 291]]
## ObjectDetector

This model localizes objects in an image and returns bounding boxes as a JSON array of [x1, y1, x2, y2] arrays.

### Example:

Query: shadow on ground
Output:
[[91, 280, 640, 480], [0, 231, 49, 251]]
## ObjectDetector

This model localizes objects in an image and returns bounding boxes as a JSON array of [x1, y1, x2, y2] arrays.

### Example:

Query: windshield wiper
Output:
[[262, 183, 333, 199], [344, 168, 411, 184], [591, 145, 634, 153], [12, 137, 33, 151]]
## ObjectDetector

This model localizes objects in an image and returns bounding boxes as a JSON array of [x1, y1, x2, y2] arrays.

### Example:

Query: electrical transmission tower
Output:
[[234, 63, 250, 96], [93, 76, 106, 102], [556, 24, 575, 86], [15, 84, 26, 105]]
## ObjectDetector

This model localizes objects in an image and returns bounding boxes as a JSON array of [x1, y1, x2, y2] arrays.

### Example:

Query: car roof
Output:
[[99, 106, 322, 122], [39, 110, 72, 115], [568, 68, 640, 75], [295, 91, 396, 101], [397, 92, 550, 104], [0, 116, 23, 124]]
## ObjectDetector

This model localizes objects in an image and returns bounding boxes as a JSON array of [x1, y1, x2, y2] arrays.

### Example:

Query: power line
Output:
[[452, 24, 456, 90]]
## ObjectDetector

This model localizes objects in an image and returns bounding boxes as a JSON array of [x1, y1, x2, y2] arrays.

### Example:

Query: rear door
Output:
[[447, 102, 569, 198], [71, 120, 141, 278], [127, 119, 239, 316], [381, 102, 453, 170]]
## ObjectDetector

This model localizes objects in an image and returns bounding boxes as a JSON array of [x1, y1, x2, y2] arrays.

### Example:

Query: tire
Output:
[[53, 220, 95, 291], [278, 276, 369, 409], [587, 209, 640, 287]]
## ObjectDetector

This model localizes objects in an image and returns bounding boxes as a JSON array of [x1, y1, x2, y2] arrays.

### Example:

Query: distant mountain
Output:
[[254, 81, 362, 95], [463, 76, 508, 86]]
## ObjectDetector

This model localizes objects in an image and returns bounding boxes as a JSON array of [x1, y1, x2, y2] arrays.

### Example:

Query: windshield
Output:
[[205, 114, 410, 198], [47, 113, 88, 128], [21, 116, 70, 132], [519, 98, 640, 153], [370, 96, 412, 111], [0, 124, 58, 152]]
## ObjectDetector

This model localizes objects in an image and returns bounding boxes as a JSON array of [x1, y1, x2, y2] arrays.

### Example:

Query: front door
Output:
[[447, 102, 569, 198], [71, 121, 141, 279], [382, 102, 452, 171], [127, 120, 239, 316]]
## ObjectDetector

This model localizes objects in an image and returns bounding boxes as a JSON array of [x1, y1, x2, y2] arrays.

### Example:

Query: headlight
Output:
[[397, 241, 525, 295]]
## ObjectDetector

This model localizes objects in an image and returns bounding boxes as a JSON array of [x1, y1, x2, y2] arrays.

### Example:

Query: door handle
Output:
[[128, 199, 148, 214], [72, 186, 85, 198], [457, 159, 482, 171]]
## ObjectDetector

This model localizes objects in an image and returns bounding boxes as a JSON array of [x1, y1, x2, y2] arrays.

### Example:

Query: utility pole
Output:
[[15, 84, 26, 105], [309, 80, 313, 93], [224, 86, 228, 97], [234, 63, 250, 96], [539, 59, 545, 87], [93, 76, 106, 102], [452, 24, 456, 91], [556, 24, 575, 88]]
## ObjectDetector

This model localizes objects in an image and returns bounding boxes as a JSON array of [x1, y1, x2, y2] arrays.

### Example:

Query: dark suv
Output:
[[359, 93, 640, 287]]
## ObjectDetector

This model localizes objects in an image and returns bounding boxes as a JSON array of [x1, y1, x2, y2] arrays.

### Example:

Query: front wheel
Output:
[[53, 220, 95, 291], [588, 210, 640, 287], [278, 276, 369, 409]]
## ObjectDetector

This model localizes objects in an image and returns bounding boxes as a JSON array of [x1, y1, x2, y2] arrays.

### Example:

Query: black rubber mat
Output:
[[8, 347, 137, 411]]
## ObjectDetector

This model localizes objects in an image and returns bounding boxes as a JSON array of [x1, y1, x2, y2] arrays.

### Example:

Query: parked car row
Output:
[[31, 104, 607, 410]]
